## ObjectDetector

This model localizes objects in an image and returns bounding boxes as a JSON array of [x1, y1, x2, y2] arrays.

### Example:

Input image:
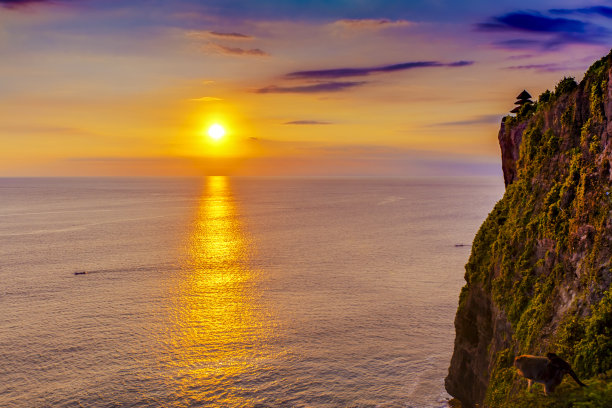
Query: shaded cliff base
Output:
[[448, 370, 612, 408]]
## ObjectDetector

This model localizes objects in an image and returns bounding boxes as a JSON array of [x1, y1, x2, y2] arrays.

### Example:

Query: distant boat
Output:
[[454, 244, 471, 247], [74, 271, 87, 275]]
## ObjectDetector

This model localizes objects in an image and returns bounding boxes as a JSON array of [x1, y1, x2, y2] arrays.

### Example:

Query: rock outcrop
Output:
[[445, 51, 612, 407], [498, 119, 526, 187]]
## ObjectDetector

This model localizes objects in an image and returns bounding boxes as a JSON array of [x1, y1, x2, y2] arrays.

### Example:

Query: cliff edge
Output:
[[445, 51, 612, 407]]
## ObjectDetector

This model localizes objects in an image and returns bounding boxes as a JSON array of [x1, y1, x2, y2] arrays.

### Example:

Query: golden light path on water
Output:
[[165, 176, 278, 406]]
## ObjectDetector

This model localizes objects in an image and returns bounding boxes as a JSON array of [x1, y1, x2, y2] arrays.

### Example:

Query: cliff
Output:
[[445, 51, 612, 407]]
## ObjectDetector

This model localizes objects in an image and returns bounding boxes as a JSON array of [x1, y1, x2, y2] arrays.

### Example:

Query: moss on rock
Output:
[[446, 50, 612, 407]]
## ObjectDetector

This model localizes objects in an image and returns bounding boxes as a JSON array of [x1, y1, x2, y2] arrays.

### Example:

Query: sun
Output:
[[207, 123, 226, 141]]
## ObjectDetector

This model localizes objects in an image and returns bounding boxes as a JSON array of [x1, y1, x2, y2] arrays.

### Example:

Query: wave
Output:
[[0, 214, 175, 237]]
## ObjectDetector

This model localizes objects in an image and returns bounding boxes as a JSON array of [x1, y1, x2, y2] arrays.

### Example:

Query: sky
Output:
[[1, 0, 611, 177]]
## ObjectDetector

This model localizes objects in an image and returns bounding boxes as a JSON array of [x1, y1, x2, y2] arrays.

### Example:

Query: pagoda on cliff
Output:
[[510, 90, 532, 113]]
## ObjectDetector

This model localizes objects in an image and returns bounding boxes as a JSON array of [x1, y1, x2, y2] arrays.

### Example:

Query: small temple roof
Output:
[[516, 90, 532, 100], [510, 106, 521, 113]]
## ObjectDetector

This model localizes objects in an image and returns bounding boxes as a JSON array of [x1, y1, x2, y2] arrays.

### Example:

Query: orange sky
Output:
[[1, 0, 610, 176]]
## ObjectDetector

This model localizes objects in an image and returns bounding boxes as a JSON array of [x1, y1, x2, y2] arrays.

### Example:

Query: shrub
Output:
[[555, 77, 578, 97], [539, 90, 552, 104]]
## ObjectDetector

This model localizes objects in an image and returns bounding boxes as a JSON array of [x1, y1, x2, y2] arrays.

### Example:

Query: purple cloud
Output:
[[286, 60, 473, 79], [476, 12, 588, 33], [283, 120, 332, 125], [208, 31, 254, 40], [208, 43, 269, 56], [0, 0, 52, 7], [495, 34, 604, 50], [256, 81, 367, 94], [504, 63, 565, 72], [432, 114, 501, 127], [332, 19, 412, 30], [477, 10, 609, 50], [550, 6, 612, 19], [494, 39, 543, 49]]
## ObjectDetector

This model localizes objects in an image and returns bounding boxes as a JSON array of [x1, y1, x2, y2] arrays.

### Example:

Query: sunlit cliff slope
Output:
[[445, 50, 612, 407]]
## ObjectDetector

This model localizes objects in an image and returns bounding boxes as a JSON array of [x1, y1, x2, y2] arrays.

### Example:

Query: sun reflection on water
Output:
[[167, 176, 276, 406]]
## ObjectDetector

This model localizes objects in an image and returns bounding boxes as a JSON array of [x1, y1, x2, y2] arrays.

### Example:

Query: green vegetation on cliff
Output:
[[501, 370, 612, 408], [458, 51, 612, 407]]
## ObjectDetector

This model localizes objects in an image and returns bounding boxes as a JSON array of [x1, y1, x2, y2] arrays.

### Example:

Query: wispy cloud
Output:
[[332, 18, 413, 30], [189, 96, 222, 102], [208, 31, 254, 40], [550, 6, 612, 19], [186, 30, 264, 56], [257, 59, 472, 98], [476, 10, 609, 49], [504, 63, 565, 72], [0, 124, 100, 137], [476, 12, 589, 33], [286, 60, 473, 79], [283, 120, 332, 125], [255, 81, 367, 94], [186, 29, 253, 41], [431, 114, 501, 127], [494, 39, 543, 49], [208, 43, 269, 56], [506, 54, 535, 60], [0, 0, 51, 8]]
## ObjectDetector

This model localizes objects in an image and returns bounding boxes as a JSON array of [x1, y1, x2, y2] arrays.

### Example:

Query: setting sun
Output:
[[207, 124, 226, 141]]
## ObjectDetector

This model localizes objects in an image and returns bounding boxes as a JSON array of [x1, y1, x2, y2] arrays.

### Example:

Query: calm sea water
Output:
[[0, 177, 503, 408]]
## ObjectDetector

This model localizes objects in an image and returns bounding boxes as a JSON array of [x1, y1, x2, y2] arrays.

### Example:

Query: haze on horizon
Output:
[[1, 0, 611, 177]]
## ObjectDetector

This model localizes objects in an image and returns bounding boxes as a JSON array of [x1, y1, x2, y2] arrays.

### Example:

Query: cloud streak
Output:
[[189, 96, 223, 102], [208, 31, 253, 39], [504, 63, 565, 72], [332, 18, 412, 30], [186, 30, 253, 40], [286, 60, 473, 79], [0, 0, 51, 8], [208, 43, 269, 56], [476, 10, 609, 49], [476, 12, 588, 33], [431, 114, 501, 127], [256, 81, 367, 94], [550, 6, 612, 19], [0, 124, 101, 137], [283, 120, 332, 125], [258, 60, 473, 96]]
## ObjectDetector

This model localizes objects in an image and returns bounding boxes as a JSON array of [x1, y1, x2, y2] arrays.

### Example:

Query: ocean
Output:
[[0, 177, 504, 407]]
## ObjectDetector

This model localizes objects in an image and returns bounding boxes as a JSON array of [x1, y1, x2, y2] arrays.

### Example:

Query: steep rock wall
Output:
[[498, 120, 525, 187], [446, 51, 612, 407]]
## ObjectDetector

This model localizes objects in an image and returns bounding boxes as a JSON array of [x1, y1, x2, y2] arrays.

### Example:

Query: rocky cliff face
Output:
[[445, 51, 612, 407], [498, 119, 526, 187]]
